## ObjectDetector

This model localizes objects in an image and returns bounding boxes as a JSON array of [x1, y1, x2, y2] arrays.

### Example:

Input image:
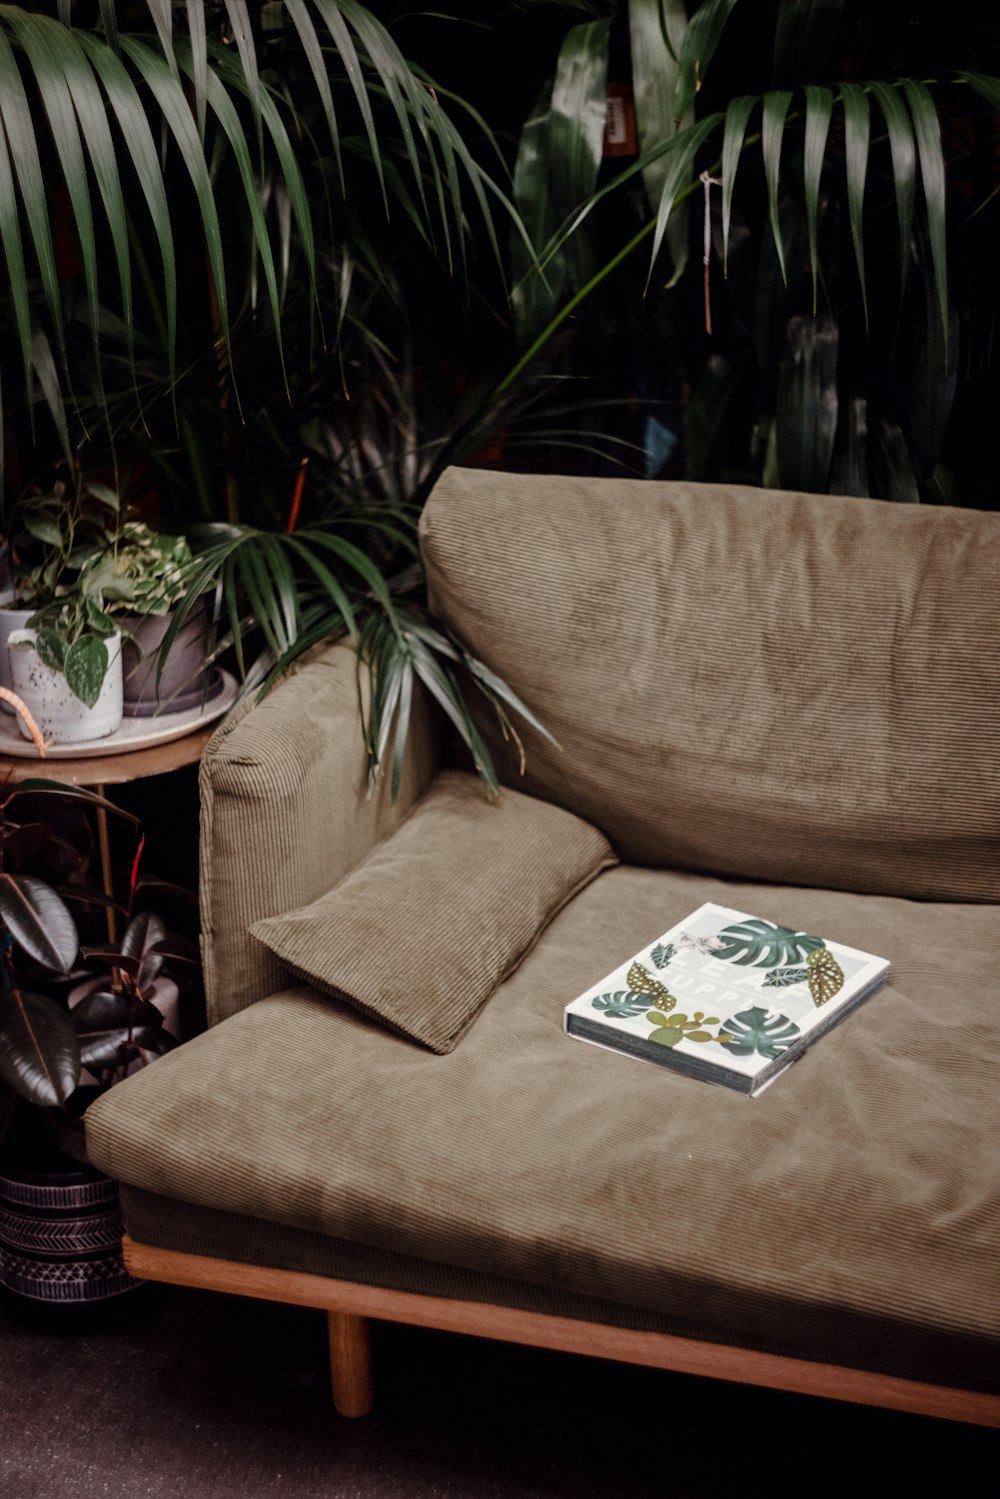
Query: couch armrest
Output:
[[199, 640, 445, 1025]]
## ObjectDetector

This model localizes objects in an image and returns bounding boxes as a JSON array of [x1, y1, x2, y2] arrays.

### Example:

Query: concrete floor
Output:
[[0, 1283, 994, 1498]]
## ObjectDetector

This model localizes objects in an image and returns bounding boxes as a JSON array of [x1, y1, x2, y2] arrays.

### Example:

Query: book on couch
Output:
[[563, 902, 890, 1097]]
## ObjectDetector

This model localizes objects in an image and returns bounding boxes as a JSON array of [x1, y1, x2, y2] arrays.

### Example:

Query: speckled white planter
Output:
[[7, 629, 123, 744]]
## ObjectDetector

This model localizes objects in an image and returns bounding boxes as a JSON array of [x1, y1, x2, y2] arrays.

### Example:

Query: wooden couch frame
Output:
[[123, 1237, 1000, 1429]]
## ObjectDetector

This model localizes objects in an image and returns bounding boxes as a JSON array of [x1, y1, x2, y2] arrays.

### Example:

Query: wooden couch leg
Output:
[[327, 1310, 375, 1417]]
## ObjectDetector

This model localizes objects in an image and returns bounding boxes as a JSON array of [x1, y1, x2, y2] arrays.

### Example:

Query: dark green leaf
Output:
[[803, 84, 833, 313], [840, 81, 870, 326], [721, 94, 757, 274], [120, 909, 167, 987], [762, 89, 793, 284], [548, 18, 612, 223], [674, 0, 739, 121], [650, 943, 675, 970], [7, 781, 139, 823], [39, 13, 135, 373], [72, 988, 166, 1072], [121, 37, 232, 388], [64, 634, 109, 708], [648, 113, 725, 281], [0, 873, 78, 971], [0, 989, 80, 1108], [0, 26, 67, 374], [629, 0, 688, 211], [512, 18, 611, 333], [76, 31, 178, 391], [0, 111, 32, 416], [79, 947, 142, 979], [185, 0, 208, 138], [869, 81, 915, 306], [4, 11, 107, 414], [84, 599, 117, 636], [33, 628, 67, 673], [902, 79, 948, 347], [221, 0, 262, 155], [22, 512, 62, 548], [190, 57, 286, 380]]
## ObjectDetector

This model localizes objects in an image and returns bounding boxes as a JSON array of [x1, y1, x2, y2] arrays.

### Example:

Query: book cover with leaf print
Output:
[[563, 903, 889, 1096]]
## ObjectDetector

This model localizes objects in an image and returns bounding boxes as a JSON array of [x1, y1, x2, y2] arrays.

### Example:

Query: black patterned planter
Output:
[[0, 1161, 141, 1304]]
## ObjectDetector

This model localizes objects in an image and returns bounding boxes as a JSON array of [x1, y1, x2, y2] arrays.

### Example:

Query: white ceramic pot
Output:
[[7, 629, 124, 744], [0, 606, 36, 715]]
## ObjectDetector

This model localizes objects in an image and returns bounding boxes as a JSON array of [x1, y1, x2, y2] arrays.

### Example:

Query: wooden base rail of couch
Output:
[[122, 1236, 1000, 1428]]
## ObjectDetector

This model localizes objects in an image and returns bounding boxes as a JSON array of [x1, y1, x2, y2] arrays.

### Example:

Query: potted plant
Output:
[[4, 481, 124, 744], [0, 777, 196, 1303], [81, 522, 211, 717]]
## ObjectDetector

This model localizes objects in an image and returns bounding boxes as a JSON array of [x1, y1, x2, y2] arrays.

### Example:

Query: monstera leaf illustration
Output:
[[627, 962, 675, 1013], [762, 966, 809, 988], [719, 1006, 801, 1060], [711, 920, 825, 968], [806, 948, 845, 1006], [592, 991, 649, 1019], [650, 943, 675, 970]]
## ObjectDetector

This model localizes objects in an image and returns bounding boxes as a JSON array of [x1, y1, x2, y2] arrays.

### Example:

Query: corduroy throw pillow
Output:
[[250, 770, 618, 1053]]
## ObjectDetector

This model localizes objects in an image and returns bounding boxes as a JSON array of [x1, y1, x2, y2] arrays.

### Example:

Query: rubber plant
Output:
[[0, 776, 192, 1154]]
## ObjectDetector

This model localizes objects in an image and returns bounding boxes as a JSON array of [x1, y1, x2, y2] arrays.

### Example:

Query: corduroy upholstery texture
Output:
[[250, 770, 617, 1053], [422, 469, 1000, 901], [199, 639, 443, 1025], [87, 865, 1000, 1393]]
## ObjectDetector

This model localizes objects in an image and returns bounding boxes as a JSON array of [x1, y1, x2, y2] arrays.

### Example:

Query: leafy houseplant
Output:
[[82, 522, 195, 619], [0, 1, 565, 785], [0, 776, 197, 1302], [3, 479, 124, 738], [503, 1, 1000, 506], [0, 779, 189, 1125], [83, 522, 210, 716]]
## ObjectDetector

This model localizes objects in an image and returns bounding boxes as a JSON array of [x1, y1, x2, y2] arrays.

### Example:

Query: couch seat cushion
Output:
[[86, 867, 1000, 1389]]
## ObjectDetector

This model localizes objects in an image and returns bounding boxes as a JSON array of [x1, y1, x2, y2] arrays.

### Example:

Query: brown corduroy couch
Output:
[[86, 470, 1000, 1428]]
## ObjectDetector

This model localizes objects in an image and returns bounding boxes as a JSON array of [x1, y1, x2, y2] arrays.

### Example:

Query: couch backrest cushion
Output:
[[420, 468, 1000, 902]]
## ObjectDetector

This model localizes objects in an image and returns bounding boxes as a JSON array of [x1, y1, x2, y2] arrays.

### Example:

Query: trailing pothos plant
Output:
[[0, 776, 196, 1156], [8, 476, 123, 706]]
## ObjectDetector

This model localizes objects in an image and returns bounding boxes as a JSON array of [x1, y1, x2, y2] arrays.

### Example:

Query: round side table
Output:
[[0, 727, 219, 945]]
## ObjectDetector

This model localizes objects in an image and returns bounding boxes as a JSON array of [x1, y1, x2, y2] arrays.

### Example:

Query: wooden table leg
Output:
[[327, 1310, 374, 1417]]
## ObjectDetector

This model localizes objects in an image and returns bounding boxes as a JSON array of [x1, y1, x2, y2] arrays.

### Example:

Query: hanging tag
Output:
[[603, 82, 638, 157]]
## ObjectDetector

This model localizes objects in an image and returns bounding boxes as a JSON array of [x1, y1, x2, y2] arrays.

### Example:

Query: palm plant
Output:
[[0, 1, 572, 783], [506, 0, 1000, 506]]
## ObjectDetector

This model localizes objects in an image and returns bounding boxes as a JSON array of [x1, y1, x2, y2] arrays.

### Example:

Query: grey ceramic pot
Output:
[[121, 598, 212, 717]]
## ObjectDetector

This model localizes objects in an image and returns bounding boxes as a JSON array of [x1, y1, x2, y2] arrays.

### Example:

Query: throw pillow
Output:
[[250, 769, 618, 1052]]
